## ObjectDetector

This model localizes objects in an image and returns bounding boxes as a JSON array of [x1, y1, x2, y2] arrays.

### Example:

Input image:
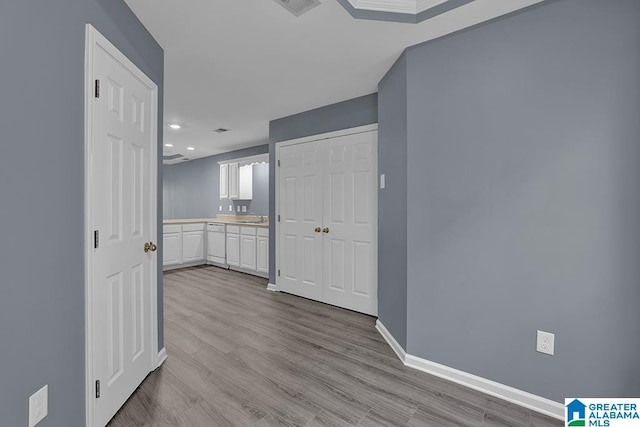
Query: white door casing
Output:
[[85, 24, 158, 427], [276, 125, 378, 315]]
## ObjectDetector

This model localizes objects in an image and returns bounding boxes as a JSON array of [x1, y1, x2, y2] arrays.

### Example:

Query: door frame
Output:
[[274, 123, 378, 294], [84, 24, 159, 427]]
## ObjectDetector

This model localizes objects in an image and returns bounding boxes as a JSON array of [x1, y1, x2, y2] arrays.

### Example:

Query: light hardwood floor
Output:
[[107, 265, 562, 427]]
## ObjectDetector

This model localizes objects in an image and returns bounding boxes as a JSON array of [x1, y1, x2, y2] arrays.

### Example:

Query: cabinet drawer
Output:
[[163, 224, 182, 234], [226, 225, 240, 234], [207, 223, 225, 232], [257, 227, 269, 237], [182, 223, 205, 232], [241, 226, 256, 236]]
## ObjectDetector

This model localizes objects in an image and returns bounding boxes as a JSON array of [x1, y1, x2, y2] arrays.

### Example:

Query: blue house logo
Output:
[[566, 399, 586, 426]]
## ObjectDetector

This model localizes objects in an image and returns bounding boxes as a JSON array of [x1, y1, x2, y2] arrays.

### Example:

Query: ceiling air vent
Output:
[[272, 0, 321, 17]]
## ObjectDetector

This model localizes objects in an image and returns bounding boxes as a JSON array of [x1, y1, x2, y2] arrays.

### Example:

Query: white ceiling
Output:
[[123, 0, 543, 163]]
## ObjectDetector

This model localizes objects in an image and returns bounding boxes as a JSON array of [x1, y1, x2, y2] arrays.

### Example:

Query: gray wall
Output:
[[377, 54, 408, 349], [269, 94, 378, 284], [391, 0, 639, 402], [163, 145, 269, 219], [0, 1, 163, 426]]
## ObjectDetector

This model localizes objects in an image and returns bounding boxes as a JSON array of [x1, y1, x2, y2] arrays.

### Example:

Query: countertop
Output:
[[163, 216, 269, 228]]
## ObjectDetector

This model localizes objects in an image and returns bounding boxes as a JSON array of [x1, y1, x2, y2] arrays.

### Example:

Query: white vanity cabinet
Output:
[[163, 221, 268, 278]]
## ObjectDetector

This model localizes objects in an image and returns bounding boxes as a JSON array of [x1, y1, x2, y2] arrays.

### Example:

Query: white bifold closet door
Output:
[[278, 129, 377, 316]]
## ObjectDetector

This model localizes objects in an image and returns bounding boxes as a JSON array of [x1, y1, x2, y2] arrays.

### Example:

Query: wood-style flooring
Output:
[[107, 265, 562, 427]]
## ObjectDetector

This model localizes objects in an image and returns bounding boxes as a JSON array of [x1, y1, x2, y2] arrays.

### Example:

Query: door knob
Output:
[[150, 242, 157, 252], [144, 242, 151, 253], [322, 227, 329, 234], [314, 227, 321, 233]]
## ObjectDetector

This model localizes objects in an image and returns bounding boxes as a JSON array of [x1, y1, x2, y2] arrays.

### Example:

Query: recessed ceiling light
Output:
[[187, 146, 195, 151], [165, 143, 173, 147], [169, 124, 181, 129]]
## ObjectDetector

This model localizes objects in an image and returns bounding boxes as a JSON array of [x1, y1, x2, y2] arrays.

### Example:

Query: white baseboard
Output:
[[375, 320, 564, 420], [267, 283, 277, 292], [375, 319, 406, 362], [156, 347, 167, 368]]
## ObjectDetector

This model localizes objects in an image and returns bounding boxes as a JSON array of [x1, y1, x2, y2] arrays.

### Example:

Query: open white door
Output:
[[85, 25, 158, 427]]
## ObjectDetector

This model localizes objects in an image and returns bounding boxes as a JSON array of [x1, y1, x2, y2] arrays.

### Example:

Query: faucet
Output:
[[249, 212, 265, 223]]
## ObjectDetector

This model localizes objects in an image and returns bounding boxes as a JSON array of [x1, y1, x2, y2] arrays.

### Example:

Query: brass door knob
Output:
[[314, 227, 321, 233], [144, 242, 151, 253], [150, 242, 157, 252], [322, 227, 329, 234]]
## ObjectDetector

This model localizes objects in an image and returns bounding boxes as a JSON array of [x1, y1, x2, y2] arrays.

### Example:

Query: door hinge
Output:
[[277, 215, 280, 222], [278, 160, 280, 167], [94, 230, 99, 249], [278, 269, 280, 277], [95, 380, 101, 399], [94, 79, 100, 98]]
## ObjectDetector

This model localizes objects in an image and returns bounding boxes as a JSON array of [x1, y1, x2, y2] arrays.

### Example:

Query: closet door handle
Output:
[[314, 227, 321, 233], [322, 227, 329, 234]]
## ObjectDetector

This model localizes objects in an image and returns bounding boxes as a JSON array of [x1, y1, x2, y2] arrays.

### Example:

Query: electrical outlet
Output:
[[536, 330, 555, 355], [29, 385, 48, 427], [242, 206, 247, 212], [236, 205, 241, 212], [228, 205, 232, 212]]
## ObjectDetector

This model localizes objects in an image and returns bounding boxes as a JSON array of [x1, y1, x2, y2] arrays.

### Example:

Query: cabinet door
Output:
[[182, 231, 204, 263], [240, 234, 257, 270], [257, 235, 269, 274], [238, 164, 253, 200], [163, 233, 182, 266], [220, 163, 229, 199], [228, 162, 239, 199], [226, 233, 240, 267]]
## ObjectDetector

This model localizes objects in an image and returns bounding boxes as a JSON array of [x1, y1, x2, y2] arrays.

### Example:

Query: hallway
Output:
[[107, 266, 561, 426]]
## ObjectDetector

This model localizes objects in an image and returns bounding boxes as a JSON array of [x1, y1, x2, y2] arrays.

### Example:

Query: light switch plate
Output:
[[242, 206, 247, 212], [219, 205, 222, 212], [236, 205, 241, 212], [228, 205, 233, 212], [29, 385, 48, 427]]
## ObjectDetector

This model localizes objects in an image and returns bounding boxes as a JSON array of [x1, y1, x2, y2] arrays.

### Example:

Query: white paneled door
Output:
[[278, 128, 377, 315], [87, 26, 157, 427]]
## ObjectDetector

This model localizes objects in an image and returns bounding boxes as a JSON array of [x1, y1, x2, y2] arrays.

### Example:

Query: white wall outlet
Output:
[[236, 205, 241, 212], [536, 330, 555, 355], [242, 206, 247, 212], [380, 173, 386, 189], [228, 205, 233, 212], [219, 205, 222, 212], [29, 384, 48, 427]]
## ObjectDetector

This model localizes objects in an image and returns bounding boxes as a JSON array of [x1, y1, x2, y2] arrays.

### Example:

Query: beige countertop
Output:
[[163, 215, 269, 228]]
